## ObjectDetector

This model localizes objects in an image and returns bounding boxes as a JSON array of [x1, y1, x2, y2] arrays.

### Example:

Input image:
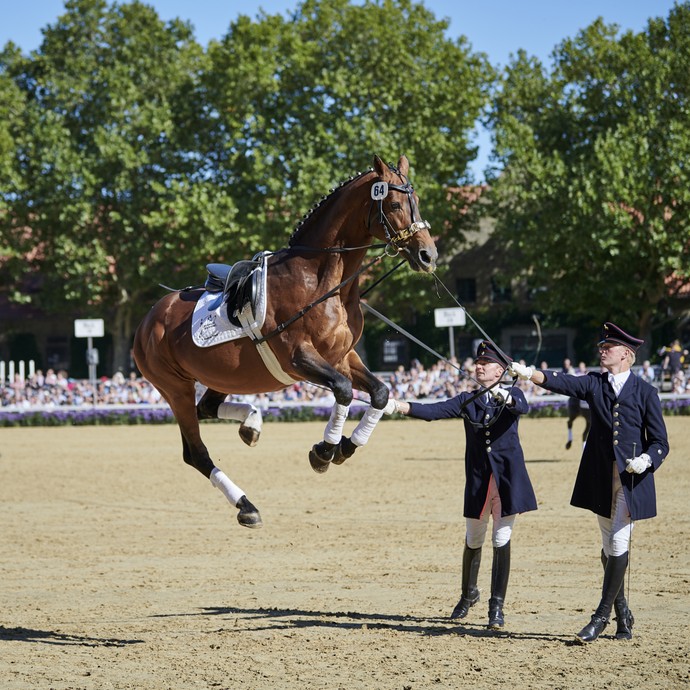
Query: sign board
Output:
[[74, 319, 105, 338], [434, 308, 466, 328]]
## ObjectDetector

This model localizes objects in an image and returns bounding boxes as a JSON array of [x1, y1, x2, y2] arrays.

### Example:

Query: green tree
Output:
[[0, 0, 234, 371], [1, 0, 493, 373], [202, 0, 493, 318], [488, 3, 690, 354], [0, 54, 25, 196], [0, 46, 28, 286]]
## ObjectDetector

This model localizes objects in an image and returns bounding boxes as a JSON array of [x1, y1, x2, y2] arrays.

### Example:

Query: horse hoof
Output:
[[309, 442, 335, 473], [331, 436, 357, 465], [239, 425, 260, 447], [236, 496, 263, 528]]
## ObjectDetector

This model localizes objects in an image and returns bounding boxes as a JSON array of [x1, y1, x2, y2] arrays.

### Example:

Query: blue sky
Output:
[[0, 0, 678, 180]]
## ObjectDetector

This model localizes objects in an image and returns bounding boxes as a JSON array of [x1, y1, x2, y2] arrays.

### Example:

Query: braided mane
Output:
[[288, 168, 373, 247]]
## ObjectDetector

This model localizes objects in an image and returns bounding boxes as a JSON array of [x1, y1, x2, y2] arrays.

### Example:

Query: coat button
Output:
[[487, 447, 492, 452], [614, 421, 620, 426], [486, 439, 491, 445], [613, 431, 618, 436], [613, 440, 619, 446], [485, 431, 490, 436], [614, 403, 620, 409], [613, 412, 619, 417]]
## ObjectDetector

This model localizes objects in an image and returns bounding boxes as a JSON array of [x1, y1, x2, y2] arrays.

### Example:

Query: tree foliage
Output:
[[488, 3, 690, 349], [201, 0, 493, 316], [0, 0, 492, 371], [0, 0, 232, 368]]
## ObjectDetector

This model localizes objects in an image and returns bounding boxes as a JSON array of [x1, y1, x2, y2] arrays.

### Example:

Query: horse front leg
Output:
[[291, 344, 353, 473], [331, 350, 391, 465]]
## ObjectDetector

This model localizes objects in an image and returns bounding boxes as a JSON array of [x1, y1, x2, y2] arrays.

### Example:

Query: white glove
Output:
[[508, 362, 534, 380], [625, 453, 651, 474], [382, 398, 399, 415], [491, 387, 512, 405]]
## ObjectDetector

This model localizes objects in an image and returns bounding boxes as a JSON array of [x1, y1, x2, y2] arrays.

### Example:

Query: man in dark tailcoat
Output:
[[385, 341, 537, 630], [510, 322, 669, 643]]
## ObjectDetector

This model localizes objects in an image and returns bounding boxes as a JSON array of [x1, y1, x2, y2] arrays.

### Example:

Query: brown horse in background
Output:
[[133, 155, 437, 528]]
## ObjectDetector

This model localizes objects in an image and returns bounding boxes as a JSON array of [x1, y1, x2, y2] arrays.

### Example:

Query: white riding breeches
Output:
[[465, 474, 517, 549], [597, 463, 633, 557]]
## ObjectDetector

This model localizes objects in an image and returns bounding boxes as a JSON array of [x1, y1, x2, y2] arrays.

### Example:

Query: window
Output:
[[382, 338, 409, 366], [491, 278, 512, 304], [456, 278, 477, 303]]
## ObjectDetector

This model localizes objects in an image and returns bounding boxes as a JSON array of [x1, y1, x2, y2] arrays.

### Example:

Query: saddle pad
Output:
[[191, 253, 269, 348]]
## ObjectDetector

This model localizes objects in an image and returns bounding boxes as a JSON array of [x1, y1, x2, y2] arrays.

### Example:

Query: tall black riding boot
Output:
[[600, 550, 634, 640], [450, 543, 482, 619], [576, 551, 629, 643], [488, 542, 511, 629]]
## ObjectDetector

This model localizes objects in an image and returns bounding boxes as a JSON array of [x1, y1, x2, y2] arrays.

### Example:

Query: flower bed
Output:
[[1, 395, 688, 427]]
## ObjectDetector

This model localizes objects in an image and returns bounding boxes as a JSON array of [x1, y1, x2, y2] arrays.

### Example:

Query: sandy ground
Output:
[[0, 416, 688, 689]]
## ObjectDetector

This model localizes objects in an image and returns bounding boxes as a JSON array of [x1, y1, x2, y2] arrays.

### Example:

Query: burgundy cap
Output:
[[598, 322, 644, 350]]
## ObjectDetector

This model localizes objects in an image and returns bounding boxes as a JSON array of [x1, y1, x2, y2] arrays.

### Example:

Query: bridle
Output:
[[367, 164, 432, 255]]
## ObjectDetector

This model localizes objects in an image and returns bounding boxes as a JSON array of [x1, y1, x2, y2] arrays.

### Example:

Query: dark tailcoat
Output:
[[408, 387, 537, 519], [541, 370, 668, 520]]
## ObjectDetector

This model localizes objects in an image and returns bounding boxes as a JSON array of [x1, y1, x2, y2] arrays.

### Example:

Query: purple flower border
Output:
[[1, 396, 688, 427]]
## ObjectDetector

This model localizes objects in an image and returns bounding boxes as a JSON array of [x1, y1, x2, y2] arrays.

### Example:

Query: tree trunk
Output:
[[111, 303, 135, 375], [637, 309, 654, 362]]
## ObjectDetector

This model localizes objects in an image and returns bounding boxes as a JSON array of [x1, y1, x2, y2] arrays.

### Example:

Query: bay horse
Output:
[[133, 155, 437, 528]]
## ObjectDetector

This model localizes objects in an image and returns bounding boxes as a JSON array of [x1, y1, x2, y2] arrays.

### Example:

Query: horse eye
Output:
[[391, 202, 401, 211]]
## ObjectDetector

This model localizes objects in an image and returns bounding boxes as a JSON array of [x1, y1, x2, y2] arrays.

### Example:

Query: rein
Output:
[[252, 251, 387, 346], [289, 242, 388, 254], [432, 274, 513, 367]]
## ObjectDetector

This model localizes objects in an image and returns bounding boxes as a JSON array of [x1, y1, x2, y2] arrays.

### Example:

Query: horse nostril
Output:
[[419, 249, 437, 271]]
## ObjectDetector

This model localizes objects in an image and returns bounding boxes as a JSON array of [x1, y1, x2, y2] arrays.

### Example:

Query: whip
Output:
[[628, 442, 636, 608]]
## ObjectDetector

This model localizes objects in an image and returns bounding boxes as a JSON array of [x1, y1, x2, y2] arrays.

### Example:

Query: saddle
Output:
[[204, 258, 262, 328]]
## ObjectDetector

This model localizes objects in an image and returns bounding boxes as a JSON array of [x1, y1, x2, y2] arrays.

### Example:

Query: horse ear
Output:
[[373, 155, 386, 176], [397, 155, 409, 175]]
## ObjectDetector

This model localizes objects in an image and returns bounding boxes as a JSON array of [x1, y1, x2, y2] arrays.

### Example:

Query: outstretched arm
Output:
[[508, 362, 546, 386]]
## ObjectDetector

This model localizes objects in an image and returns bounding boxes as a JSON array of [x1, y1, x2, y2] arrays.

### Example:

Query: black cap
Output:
[[475, 340, 511, 367], [598, 322, 644, 351]]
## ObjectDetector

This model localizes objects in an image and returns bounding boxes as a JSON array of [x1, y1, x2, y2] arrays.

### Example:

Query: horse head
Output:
[[369, 155, 437, 273]]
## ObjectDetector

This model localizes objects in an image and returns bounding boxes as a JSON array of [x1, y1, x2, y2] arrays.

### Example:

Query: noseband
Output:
[[367, 167, 431, 254]]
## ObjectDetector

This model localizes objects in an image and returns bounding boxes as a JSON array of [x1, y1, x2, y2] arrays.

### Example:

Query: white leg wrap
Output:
[[243, 406, 263, 434], [350, 406, 385, 447], [324, 403, 350, 444], [218, 401, 262, 433], [210, 467, 245, 506]]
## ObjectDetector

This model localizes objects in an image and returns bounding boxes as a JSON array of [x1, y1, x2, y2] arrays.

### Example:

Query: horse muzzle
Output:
[[388, 220, 437, 273]]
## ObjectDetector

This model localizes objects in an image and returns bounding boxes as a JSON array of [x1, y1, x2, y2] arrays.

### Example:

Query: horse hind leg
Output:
[[565, 413, 574, 449], [178, 430, 262, 528], [198, 388, 263, 447], [169, 390, 262, 529]]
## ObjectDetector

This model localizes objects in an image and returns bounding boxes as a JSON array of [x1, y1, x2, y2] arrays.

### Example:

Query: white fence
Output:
[[0, 360, 36, 386]]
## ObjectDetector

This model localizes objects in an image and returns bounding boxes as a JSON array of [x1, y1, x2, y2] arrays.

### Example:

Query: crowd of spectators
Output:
[[0, 369, 163, 408], [1, 353, 688, 411]]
